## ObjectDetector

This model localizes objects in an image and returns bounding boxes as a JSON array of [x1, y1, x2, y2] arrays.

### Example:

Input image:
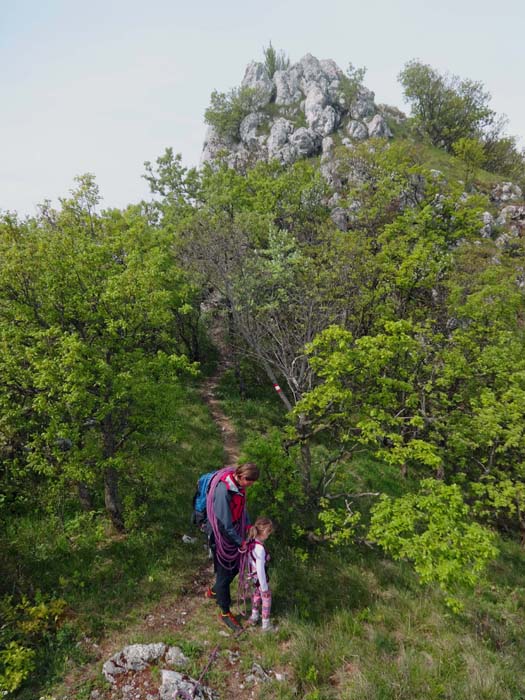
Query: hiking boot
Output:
[[262, 620, 278, 633], [219, 611, 243, 631], [205, 587, 216, 599]]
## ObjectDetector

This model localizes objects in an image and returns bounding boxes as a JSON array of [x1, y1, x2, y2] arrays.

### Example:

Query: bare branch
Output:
[[323, 491, 380, 500]]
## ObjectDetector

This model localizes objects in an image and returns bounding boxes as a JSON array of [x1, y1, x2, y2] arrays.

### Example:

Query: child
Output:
[[246, 517, 275, 632]]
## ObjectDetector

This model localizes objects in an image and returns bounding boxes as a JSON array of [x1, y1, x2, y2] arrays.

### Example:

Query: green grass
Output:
[[414, 142, 502, 191], [374, 120, 507, 195], [250, 540, 525, 700], [214, 366, 287, 443]]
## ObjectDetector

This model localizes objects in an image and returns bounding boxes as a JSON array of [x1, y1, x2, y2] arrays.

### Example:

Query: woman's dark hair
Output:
[[235, 462, 260, 481]]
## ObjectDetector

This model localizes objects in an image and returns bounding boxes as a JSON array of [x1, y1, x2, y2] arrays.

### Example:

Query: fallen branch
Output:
[[322, 491, 380, 500]]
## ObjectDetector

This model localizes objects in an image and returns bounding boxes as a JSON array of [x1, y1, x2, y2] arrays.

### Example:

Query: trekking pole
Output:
[[174, 622, 249, 699], [194, 644, 220, 693]]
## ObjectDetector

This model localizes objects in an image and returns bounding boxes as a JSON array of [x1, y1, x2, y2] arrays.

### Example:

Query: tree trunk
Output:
[[296, 412, 312, 493], [226, 302, 247, 399], [102, 413, 125, 531], [77, 481, 94, 511], [104, 466, 125, 532], [254, 354, 293, 411], [234, 361, 247, 400], [190, 323, 201, 363], [300, 439, 312, 493], [227, 295, 294, 411]]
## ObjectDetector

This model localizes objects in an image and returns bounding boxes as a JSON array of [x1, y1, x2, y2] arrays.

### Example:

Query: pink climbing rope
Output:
[[206, 467, 247, 569], [236, 543, 254, 612], [206, 466, 255, 613]]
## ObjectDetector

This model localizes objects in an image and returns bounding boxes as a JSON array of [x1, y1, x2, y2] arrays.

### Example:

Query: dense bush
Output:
[[0, 176, 197, 531], [399, 60, 525, 182], [204, 86, 264, 141], [0, 594, 66, 693], [369, 479, 497, 610]]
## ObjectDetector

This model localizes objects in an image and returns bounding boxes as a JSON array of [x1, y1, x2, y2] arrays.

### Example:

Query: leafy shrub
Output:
[[314, 497, 362, 546], [204, 86, 264, 142], [292, 110, 308, 130], [471, 476, 525, 536], [482, 129, 525, 183], [241, 429, 306, 538], [368, 479, 498, 610], [339, 63, 367, 115], [452, 137, 486, 189], [0, 593, 67, 693], [0, 642, 35, 694]]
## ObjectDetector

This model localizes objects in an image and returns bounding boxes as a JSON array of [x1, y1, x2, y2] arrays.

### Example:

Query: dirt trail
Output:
[[200, 317, 240, 464], [200, 372, 240, 465]]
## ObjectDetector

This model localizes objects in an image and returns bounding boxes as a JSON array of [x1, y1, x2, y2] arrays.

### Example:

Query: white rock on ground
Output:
[[102, 643, 189, 684], [160, 670, 217, 700]]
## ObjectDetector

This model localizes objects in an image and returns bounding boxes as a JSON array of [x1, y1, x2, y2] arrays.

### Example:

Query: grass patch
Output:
[[258, 539, 525, 700], [414, 142, 502, 191], [214, 367, 287, 443]]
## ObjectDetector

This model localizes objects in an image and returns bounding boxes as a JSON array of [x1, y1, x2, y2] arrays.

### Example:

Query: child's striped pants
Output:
[[251, 586, 272, 620]]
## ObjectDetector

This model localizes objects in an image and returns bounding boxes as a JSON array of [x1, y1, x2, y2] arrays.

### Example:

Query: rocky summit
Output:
[[201, 53, 396, 170]]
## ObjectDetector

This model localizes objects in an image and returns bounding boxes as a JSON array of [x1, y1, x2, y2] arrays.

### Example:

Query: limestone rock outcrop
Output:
[[491, 182, 523, 205], [201, 53, 393, 169], [495, 205, 525, 245], [200, 52, 524, 241], [102, 643, 189, 684]]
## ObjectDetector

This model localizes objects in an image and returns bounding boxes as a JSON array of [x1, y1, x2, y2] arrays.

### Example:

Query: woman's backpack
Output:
[[191, 470, 217, 527]]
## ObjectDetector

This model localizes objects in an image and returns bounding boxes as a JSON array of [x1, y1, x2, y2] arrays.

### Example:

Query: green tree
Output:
[[331, 138, 424, 239], [452, 137, 486, 189], [175, 159, 362, 489], [262, 42, 290, 78], [399, 60, 495, 151], [482, 123, 525, 183], [0, 176, 196, 530], [291, 199, 525, 536], [294, 247, 525, 490], [143, 148, 202, 223], [369, 479, 497, 610]]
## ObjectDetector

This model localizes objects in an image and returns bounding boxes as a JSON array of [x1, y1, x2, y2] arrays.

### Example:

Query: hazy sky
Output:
[[2, 0, 524, 216]]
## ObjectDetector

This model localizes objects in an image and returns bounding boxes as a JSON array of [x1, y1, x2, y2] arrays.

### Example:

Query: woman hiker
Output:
[[205, 462, 260, 631]]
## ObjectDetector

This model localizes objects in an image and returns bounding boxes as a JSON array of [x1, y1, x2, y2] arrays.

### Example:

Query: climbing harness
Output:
[[236, 544, 254, 615]]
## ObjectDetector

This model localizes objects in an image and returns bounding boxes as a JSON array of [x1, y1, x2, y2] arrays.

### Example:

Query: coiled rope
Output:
[[206, 466, 254, 614], [206, 466, 247, 570]]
